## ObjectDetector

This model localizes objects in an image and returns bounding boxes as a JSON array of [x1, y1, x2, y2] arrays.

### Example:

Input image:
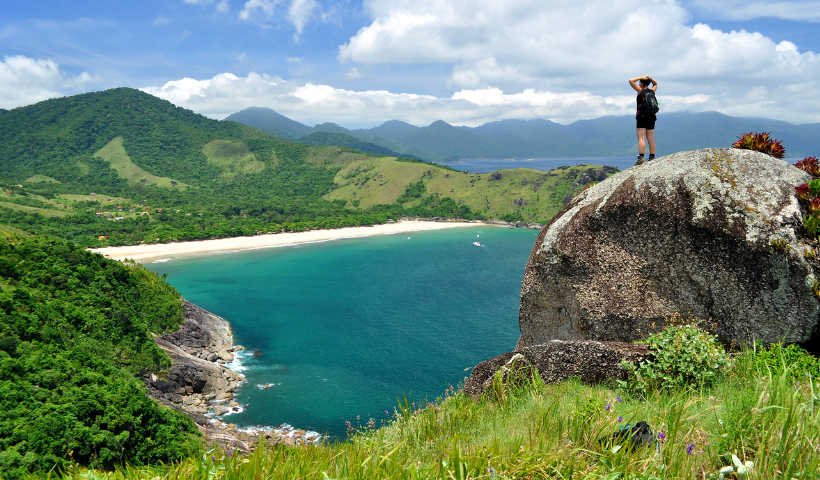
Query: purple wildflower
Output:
[[657, 432, 666, 443], [211, 456, 215, 461], [385, 410, 389, 415], [618, 416, 623, 422], [605, 403, 611, 411], [686, 443, 695, 455], [616, 396, 622, 403]]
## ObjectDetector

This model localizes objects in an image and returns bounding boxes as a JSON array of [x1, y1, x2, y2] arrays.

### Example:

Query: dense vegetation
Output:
[[0, 89, 502, 247], [47, 335, 820, 479], [0, 236, 201, 478]]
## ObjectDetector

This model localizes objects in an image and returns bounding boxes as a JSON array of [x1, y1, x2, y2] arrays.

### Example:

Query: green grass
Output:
[[24, 175, 60, 183], [202, 140, 266, 179], [324, 157, 606, 222], [94, 137, 186, 188], [48, 348, 820, 480]]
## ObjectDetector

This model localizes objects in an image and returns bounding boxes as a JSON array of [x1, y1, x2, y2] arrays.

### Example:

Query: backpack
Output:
[[598, 421, 657, 451], [641, 89, 659, 115]]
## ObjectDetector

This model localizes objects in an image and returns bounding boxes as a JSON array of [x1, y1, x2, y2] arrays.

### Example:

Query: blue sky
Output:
[[2, 0, 819, 127]]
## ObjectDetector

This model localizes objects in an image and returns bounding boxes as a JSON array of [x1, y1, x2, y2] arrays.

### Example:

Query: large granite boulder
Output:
[[464, 340, 650, 397], [518, 148, 819, 349]]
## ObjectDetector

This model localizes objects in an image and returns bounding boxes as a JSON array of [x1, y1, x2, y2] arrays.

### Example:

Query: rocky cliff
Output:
[[144, 301, 248, 447], [518, 148, 819, 349]]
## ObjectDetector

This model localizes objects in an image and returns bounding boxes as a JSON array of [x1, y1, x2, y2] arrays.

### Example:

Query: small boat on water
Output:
[[473, 241, 482, 247]]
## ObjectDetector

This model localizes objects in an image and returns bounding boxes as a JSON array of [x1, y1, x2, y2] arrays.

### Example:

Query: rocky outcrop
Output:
[[518, 148, 819, 350], [144, 300, 247, 447], [464, 340, 650, 397], [144, 300, 323, 450]]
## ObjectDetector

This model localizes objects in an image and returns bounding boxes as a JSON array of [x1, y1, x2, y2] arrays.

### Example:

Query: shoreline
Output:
[[89, 220, 492, 262]]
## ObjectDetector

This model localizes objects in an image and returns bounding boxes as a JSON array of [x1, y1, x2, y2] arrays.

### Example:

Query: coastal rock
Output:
[[144, 300, 247, 448], [464, 340, 649, 397], [518, 149, 819, 349]]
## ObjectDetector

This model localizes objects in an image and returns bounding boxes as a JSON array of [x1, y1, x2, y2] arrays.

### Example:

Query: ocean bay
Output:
[[146, 226, 536, 439]]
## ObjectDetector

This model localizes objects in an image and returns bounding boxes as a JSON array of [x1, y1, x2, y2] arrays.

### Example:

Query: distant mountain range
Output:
[[226, 107, 820, 162]]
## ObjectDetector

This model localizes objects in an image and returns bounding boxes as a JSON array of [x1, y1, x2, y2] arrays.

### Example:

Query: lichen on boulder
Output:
[[518, 148, 819, 349]]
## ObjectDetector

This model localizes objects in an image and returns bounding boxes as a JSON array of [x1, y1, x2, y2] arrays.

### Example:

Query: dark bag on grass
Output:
[[599, 421, 656, 451]]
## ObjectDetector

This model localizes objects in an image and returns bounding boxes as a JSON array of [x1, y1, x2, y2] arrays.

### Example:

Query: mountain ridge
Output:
[[226, 107, 820, 161]]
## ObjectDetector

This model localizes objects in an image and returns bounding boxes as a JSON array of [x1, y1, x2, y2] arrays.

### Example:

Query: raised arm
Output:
[[629, 75, 657, 92]]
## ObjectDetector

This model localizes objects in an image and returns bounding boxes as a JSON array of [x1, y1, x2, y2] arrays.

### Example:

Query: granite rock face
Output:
[[518, 149, 819, 349], [464, 340, 650, 397]]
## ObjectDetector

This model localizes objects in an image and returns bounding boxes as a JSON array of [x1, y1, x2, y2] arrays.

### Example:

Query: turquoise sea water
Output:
[[145, 226, 537, 439]]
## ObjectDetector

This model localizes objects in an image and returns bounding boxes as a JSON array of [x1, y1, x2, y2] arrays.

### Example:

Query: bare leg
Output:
[[636, 128, 646, 155], [646, 129, 655, 155]]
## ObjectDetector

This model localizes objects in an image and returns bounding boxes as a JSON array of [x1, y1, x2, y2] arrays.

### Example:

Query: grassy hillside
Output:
[[323, 156, 606, 222], [54, 342, 820, 479]]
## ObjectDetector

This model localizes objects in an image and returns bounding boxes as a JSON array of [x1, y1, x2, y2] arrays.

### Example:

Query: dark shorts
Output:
[[636, 116, 656, 130]]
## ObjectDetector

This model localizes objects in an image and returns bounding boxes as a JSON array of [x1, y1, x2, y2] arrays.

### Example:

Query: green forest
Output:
[[0, 236, 200, 478]]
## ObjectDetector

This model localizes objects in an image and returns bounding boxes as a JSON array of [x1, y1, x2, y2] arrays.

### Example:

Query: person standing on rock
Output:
[[629, 75, 658, 165]]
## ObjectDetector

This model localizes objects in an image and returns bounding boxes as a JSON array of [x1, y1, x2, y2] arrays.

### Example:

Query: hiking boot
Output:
[[634, 157, 646, 166]]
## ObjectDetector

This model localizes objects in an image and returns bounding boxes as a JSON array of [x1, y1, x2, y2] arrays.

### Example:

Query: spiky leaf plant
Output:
[[795, 156, 820, 177], [731, 131, 785, 158]]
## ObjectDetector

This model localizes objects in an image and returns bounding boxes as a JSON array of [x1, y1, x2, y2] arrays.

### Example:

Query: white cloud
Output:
[[239, 0, 323, 33], [687, 0, 820, 22], [153, 15, 169, 26], [183, 0, 214, 4], [239, 0, 282, 22], [338, 0, 820, 102], [181, 29, 192, 39], [237, 52, 247, 63], [286, 56, 304, 62], [141, 71, 715, 127], [0, 56, 95, 110], [345, 67, 361, 79], [288, 0, 318, 35], [217, 0, 230, 12]]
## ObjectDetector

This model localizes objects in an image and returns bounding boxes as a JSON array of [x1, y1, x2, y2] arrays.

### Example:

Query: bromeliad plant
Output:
[[795, 156, 820, 176], [794, 163, 820, 237], [732, 131, 786, 158]]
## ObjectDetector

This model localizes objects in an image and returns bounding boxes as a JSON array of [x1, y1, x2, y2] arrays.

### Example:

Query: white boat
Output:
[[473, 241, 482, 247]]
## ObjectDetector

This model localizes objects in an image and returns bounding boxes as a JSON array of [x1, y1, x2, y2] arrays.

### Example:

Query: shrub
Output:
[[620, 323, 731, 394], [795, 156, 820, 177], [731, 131, 785, 158], [752, 342, 820, 382]]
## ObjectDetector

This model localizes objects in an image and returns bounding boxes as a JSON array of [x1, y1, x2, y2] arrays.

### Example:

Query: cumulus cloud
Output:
[[0, 56, 94, 110], [338, 0, 820, 101], [141, 71, 713, 127], [153, 15, 169, 26]]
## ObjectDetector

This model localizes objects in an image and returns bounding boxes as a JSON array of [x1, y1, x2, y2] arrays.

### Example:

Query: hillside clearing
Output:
[[94, 137, 186, 188], [202, 139, 266, 178], [324, 157, 608, 222]]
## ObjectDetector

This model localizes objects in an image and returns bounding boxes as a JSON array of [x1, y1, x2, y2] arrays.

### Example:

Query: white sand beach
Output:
[[88, 220, 490, 262]]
